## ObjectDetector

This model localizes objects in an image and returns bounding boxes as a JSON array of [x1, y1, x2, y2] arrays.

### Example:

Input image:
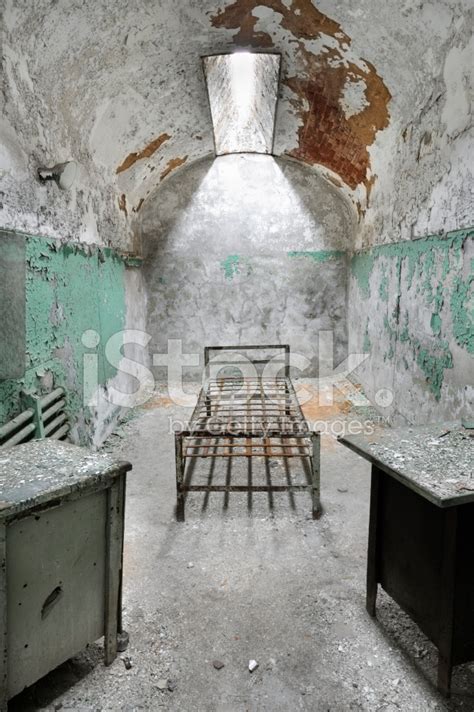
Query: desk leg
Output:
[[310, 432, 321, 519], [437, 508, 457, 698], [104, 478, 124, 665], [116, 475, 129, 653], [366, 466, 380, 617], [0, 524, 7, 712], [175, 433, 185, 522]]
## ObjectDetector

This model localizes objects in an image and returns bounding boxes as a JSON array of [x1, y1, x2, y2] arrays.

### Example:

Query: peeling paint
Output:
[[287, 250, 344, 262], [118, 193, 128, 215], [116, 133, 171, 174], [451, 275, 474, 353], [286, 54, 390, 190], [350, 251, 376, 298], [220, 254, 254, 281], [133, 198, 145, 213], [0, 232, 127, 442], [415, 343, 453, 400], [160, 156, 188, 181], [379, 268, 389, 302], [351, 229, 471, 295], [430, 312, 442, 336], [350, 227, 473, 407], [2, 3, 470, 252], [211, 0, 349, 47], [211, 0, 391, 192]]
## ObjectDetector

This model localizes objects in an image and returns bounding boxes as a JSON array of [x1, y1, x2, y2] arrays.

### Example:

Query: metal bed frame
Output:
[[174, 345, 321, 521]]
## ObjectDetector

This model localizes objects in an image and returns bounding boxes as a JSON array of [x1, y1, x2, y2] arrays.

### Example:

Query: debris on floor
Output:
[[9, 394, 474, 711], [121, 656, 132, 670]]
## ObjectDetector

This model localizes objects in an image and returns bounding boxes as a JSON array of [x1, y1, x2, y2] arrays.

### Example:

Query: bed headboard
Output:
[[204, 344, 290, 380]]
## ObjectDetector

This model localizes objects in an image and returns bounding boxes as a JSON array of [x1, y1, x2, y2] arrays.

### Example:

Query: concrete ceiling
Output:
[[1, 0, 472, 249]]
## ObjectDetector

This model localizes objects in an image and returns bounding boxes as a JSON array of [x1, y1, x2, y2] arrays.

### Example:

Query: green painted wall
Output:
[[0, 231, 127, 443], [351, 227, 473, 404]]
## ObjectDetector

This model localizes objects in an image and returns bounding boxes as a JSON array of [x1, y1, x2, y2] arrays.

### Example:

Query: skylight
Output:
[[203, 52, 280, 155]]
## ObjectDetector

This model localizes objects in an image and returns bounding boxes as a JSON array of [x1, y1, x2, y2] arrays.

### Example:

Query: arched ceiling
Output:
[[1, 0, 471, 249]]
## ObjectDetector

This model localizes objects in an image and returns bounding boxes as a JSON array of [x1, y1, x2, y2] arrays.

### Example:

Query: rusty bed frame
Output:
[[174, 345, 321, 521]]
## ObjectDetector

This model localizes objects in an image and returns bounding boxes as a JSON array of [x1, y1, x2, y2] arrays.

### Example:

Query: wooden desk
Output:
[[340, 423, 473, 697], [0, 440, 132, 709]]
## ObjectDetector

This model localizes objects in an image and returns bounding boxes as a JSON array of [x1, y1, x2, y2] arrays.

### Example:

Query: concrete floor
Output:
[[11, 384, 474, 711]]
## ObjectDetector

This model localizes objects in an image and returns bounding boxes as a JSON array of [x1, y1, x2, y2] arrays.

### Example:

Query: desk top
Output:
[[340, 423, 473, 507], [0, 440, 131, 520]]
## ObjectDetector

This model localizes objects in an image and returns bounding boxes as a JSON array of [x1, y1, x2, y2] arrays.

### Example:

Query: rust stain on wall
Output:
[[116, 133, 171, 174], [118, 193, 127, 216], [160, 156, 188, 182], [211, 0, 348, 46], [286, 53, 390, 189], [211, 0, 391, 191]]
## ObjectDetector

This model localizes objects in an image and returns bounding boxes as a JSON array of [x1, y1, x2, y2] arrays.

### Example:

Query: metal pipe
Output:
[[49, 423, 69, 440], [42, 399, 66, 424], [1, 422, 36, 448], [0, 409, 34, 440], [44, 413, 67, 437], [39, 388, 64, 409]]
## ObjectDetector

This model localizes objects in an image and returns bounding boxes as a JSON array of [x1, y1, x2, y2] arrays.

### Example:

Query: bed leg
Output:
[[310, 432, 321, 519], [284, 381, 290, 417], [175, 432, 185, 522]]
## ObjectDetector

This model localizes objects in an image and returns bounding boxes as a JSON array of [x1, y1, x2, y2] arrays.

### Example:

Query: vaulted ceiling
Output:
[[1, 1, 472, 249]]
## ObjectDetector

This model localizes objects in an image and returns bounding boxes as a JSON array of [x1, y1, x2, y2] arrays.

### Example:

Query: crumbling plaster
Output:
[[0, 230, 146, 446], [1, 1, 471, 251], [348, 229, 474, 425], [1, 0, 472, 436]]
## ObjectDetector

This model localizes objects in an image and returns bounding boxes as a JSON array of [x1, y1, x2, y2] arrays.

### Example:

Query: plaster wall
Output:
[[1, 0, 472, 436], [361, 32, 473, 248], [348, 229, 474, 425], [140, 154, 356, 379], [2, 1, 471, 252]]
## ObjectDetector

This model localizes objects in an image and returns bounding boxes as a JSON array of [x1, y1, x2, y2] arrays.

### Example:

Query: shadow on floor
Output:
[[179, 455, 313, 520], [9, 643, 104, 711]]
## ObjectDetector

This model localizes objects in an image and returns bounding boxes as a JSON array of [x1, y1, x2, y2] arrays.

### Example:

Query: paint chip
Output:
[[116, 133, 171, 174], [118, 193, 127, 215], [160, 156, 188, 181], [132, 198, 145, 213]]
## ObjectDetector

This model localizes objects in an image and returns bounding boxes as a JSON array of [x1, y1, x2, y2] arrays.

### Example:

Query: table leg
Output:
[[175, 433, 185, 522], [0, 523, 7, 712], [104, 478, 124, 665], [366, 466, 380, 617], [116, 474, 129, 653], [437, 507, 457, 698], [310, 432, 321, 519]]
